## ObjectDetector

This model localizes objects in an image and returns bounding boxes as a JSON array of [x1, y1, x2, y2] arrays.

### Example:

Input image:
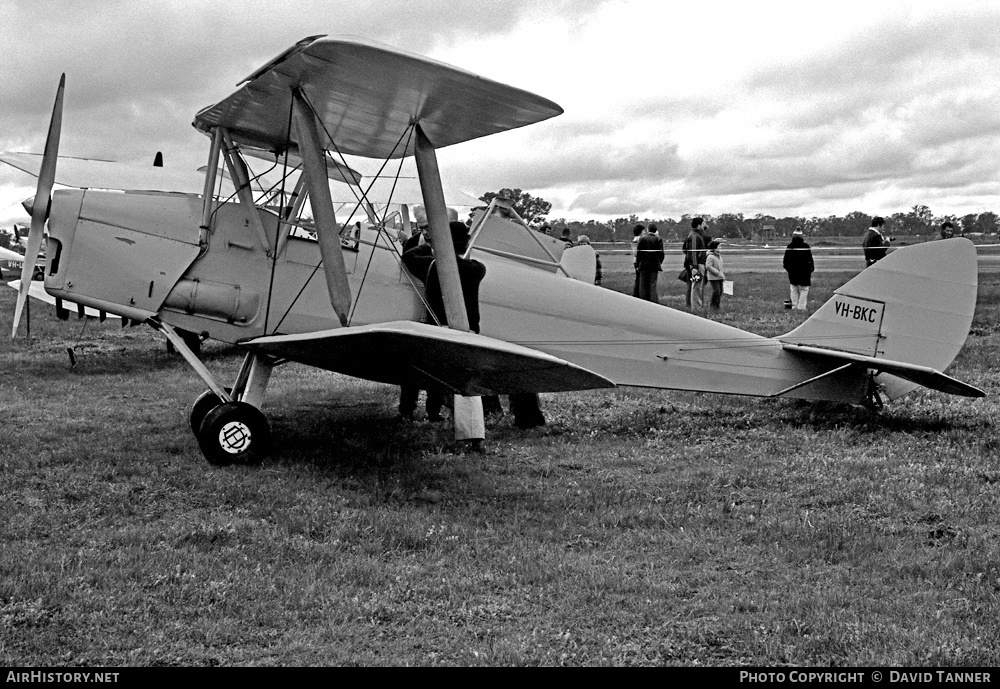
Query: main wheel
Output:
[[189, 388, 231, 434], [197, 401, 271, 466]]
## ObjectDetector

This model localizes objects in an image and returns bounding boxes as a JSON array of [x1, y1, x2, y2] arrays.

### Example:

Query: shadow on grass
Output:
[[776, 398, 982, 435], [261, 397, 490, 502]]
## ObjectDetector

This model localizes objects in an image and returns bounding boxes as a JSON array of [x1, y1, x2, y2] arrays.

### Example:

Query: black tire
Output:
[[190, 387, 231, 434], [197, 401, 271, 466]]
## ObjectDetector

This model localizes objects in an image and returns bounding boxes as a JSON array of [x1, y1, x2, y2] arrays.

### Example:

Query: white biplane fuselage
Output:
[[3, 35, 983, 465]]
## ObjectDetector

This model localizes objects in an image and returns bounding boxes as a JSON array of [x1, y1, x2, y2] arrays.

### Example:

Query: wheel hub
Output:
[[219, 421, 252, 454]]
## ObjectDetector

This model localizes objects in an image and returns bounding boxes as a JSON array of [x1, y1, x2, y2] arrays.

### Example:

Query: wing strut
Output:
[[220, 129, 272, 253], [291, 89, 352, 327], [413, 124, 485, 439], [413, 124, 470, 333], [199, 127, 224, 248]]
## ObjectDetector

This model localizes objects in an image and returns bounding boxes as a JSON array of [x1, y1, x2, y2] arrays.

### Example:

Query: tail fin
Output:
[[779, 238, 978, 398]]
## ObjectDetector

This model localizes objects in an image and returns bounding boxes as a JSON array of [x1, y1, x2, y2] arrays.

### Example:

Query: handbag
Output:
[[678, 267, 691, 283]]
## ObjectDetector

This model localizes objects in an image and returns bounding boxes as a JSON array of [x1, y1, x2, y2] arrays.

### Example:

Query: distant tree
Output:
[[608, 214, 640, 241], [898, 204, 933, 235], [887, 213, 907, 237], [478, 188, 552, 225], [0, 227, 13, 250], [656, 218, 684, 241], [843, 211, 872, 234], [772, 217, 803, 237], [961, 214, 978, 235], [975, 211, 998, 235], [714, 213, 746, 239]]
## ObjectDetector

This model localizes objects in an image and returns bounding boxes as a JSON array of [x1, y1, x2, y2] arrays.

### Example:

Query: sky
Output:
[[1, 0, 999, 227]]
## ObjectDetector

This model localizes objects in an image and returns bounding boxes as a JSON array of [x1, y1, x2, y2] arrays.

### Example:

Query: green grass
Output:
[[1, 265, 999, 666]]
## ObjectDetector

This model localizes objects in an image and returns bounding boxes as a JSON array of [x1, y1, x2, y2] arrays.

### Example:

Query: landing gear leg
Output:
[[864, 375, 885, 411], [150, 319, 276, 465]]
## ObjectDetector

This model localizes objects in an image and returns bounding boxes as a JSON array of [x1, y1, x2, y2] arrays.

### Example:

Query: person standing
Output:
[[401, 222, 487, 422], [861, 216, 890, 266], [398, 228, 436, 420], [635, 223, 664, 302], [782, 228, 814, 311], [683, 217, 710, 309], [939, 221, 955, 240], [705, 239, 726, 311], [576, 235, 602, 286], [631, 224, 646, 297]]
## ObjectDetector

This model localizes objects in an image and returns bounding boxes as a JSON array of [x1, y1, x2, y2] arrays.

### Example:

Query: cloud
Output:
[[2, 1, 999, 225]]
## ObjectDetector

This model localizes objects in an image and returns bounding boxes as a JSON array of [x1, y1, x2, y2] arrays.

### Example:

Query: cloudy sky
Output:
[[1, 0, 998, 227]]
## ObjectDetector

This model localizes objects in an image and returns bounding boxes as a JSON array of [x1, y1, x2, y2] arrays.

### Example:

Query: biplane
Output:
[[0, 246, 32, 276], [1, 242, 44, 280], [3, 35, 983, 465]]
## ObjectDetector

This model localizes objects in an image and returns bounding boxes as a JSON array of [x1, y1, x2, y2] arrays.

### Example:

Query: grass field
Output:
[[2, 263, 999, 666]]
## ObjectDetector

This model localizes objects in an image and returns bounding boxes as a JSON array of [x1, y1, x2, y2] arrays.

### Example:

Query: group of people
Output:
[[399, 208, 545, 431], [629, 218, 728, 311], [624, 217, 818, 312], [681, 218, 728, 310]]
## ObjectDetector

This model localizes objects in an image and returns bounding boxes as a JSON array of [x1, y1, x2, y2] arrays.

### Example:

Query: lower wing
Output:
[[244, 320, 615, 396]]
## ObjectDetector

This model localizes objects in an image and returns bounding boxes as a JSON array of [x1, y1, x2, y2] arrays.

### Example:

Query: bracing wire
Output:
[[273, 90, 423, 330], [263, 96, 297, 335]]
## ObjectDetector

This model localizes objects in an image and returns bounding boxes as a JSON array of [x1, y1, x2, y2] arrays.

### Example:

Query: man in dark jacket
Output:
[[861, 217, 890, 266], [399, 222, 486, 421], [635, 223, 664, 302], [782, 228, 814, 311], [402, 221, 486, 332], [682, 217, 710, 309]]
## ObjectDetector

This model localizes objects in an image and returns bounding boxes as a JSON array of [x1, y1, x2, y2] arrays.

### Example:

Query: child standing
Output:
[[705, 239, 726, 310]]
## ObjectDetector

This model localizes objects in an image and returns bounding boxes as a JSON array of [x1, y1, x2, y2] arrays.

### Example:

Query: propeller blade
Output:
[[13, 74, 64, 338]]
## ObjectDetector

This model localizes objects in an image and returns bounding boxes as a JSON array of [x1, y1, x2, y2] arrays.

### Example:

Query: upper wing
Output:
[[244, 320, 614, 396], [781, 342, 984, 398], [193, 35, 563, 158]]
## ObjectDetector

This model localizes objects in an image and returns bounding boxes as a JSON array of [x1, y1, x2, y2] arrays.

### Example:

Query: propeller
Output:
[[12, 74, 64, 338]]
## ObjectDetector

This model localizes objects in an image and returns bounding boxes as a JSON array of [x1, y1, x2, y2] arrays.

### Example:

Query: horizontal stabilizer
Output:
[[781, 342, 984, 398], [245, 321, 614, 396]]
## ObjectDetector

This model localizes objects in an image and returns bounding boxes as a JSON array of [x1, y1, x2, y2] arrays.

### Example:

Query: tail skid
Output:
[[778, 238, 981, 401]]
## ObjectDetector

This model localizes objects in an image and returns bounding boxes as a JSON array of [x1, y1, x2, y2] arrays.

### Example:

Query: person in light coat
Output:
[[705, 239, 726, 311]]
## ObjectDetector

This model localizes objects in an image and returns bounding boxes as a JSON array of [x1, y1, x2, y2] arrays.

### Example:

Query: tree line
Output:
[[478, 190, 999, 243]]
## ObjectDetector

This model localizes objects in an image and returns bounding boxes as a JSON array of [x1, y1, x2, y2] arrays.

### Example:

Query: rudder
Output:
[[779, 238, 978, 397]]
